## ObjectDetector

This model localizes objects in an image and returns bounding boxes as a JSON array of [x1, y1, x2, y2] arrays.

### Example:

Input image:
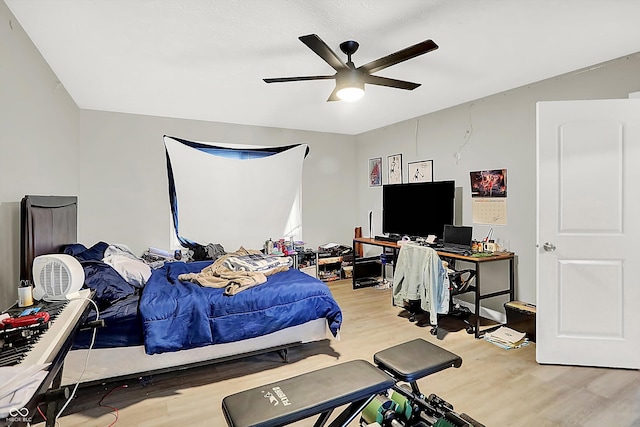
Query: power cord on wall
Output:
[[413, 118, 420, 158], [454, 102, 475, 164]]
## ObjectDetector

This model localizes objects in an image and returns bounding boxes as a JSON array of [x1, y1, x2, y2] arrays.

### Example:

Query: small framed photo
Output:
[[369, 157, 382, 187], [408, 159, 433, 183], [387, 154, 403, 185]]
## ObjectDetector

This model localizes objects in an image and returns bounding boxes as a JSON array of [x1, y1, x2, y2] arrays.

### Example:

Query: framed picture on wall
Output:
[[369, 157, 382, 187], [407, 159, 433, 183], [387, 154, 403, 184]]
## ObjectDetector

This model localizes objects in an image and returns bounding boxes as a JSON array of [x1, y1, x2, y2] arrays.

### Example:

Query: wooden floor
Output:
[[36, 280, 640, 427]]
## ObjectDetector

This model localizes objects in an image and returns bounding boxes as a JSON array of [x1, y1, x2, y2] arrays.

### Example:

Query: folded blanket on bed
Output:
[[178, 247, 290, 295], [223, 253, 293, 272]]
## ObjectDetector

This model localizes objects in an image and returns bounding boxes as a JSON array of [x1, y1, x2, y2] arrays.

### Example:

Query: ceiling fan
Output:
[[263, 34, 438, 102]]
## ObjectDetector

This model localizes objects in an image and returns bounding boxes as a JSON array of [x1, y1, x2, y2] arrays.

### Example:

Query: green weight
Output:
[[361, 395, 396, 424], [389, 389, 412, 420]]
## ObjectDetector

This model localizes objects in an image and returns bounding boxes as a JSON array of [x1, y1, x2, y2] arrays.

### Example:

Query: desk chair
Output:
[[401, 262, 476, 336], [437, 267, 476, 335]]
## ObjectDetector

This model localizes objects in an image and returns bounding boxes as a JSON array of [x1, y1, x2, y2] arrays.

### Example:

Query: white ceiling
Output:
[[6, 0, 640, 135]]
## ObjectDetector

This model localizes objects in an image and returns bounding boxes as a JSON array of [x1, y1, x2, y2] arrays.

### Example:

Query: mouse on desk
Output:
[[463, 250, 472, 256]]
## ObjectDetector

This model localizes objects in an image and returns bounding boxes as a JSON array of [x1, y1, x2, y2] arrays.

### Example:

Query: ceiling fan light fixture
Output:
[[336, 70, 364, 102], [336, 85, 364, 102]]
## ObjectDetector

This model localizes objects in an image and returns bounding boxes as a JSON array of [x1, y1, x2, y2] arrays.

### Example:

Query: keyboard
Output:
[[0, 289, 92, 367], [374, 235, 401, 242], [438, 246, 470, 255]]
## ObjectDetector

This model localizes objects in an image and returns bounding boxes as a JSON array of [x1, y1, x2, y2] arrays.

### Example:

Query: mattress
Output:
[[63, 318, 330, 385], [73, 294, 143, 349], [140, 261, 342, 354]]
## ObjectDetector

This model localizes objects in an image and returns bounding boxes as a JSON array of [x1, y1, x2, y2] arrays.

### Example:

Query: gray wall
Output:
[[77, 110, 357, 256], [0, 3, 79, 308], [356, 53, 640, 304]]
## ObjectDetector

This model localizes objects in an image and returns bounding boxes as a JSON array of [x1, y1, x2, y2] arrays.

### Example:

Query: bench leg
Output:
[[326, 395, 377, 427], [409, 381, 421, 396], [312, 408, 333, 427]]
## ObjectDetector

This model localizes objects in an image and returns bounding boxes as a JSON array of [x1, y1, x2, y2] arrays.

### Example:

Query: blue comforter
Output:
[[140, 261, 342, 355]]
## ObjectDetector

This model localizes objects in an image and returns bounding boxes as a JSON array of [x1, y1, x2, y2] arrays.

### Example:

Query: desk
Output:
[[352, 237, 515, 339]]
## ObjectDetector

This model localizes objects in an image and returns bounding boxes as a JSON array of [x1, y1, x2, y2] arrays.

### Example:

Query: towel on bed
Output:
[[178, 247, 290, 295]]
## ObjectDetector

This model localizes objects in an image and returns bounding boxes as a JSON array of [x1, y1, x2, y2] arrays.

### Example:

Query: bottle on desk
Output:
[[18, 280, 34, 307]]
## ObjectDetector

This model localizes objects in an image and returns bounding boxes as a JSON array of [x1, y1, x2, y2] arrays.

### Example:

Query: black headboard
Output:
[[20, 195, 78, 283]]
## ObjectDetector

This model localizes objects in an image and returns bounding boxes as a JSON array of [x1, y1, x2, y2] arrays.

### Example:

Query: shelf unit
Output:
[[317, 255, 343, 282], [298, 250, 318, 278]]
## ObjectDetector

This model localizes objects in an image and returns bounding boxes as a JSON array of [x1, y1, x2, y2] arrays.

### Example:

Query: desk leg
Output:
[[474, 266, 481, 339], [509, 257, 515, 301], [352, 239, 357, 289], [473, 258, 515, 339], [392, 248, 399, 278]]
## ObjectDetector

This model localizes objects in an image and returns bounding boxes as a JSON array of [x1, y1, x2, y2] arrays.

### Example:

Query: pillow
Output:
[[81, 260, 138, 306], [63, 241, 109, 262], [62, 243, 88, 256], [102, 254, 151, 288], [62, 241, 138, 305]]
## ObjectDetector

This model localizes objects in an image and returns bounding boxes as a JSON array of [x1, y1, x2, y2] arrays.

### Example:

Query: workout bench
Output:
[[222, 338, 483, 427]]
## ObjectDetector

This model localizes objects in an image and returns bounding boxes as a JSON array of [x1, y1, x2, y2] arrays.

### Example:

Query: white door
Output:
[[537, 99, 640, 369]]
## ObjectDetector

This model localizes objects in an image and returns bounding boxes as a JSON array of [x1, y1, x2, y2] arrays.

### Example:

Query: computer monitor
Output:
[[382, 181, 455, 239]]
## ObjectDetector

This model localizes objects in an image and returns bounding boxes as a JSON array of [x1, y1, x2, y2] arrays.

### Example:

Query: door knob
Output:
[[543, 242, 556, 252]]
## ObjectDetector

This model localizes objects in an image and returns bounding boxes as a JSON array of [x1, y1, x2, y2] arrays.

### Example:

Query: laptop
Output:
[[440, 225, 473, 254]]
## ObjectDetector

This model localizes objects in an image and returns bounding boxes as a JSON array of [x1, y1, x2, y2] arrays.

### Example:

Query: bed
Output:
[[20, 195, 342, 386]]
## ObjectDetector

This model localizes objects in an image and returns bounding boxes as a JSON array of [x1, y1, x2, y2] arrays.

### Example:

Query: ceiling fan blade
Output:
[[263, 75, 335, 83], [326, 86, 340, 102], [358, 39, 438, 74], [299, 34, 348, 72], [363, 74, 421, 90]]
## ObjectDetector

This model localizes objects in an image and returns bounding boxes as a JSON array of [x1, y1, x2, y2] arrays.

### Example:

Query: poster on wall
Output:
[[387, 154, 402, 184], [470, 169, 508, 225], [369, 157, 382, 187], [407, 159, 433, 183], [470, 169, 507, 197]]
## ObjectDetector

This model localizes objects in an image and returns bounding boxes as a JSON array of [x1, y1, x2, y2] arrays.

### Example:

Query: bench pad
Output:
[[222, 359, 395, 427], [373, 339, 462, 383]]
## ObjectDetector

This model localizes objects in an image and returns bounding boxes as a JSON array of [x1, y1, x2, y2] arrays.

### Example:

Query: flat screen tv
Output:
[[382, 180, 455, 239]]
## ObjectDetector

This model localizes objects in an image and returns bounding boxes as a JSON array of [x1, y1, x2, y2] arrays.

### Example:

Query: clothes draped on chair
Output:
[[392, 242, 450, 326]]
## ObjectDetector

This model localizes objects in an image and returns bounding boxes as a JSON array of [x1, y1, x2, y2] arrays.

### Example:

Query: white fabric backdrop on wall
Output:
[[164, 136, 307, 251]]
